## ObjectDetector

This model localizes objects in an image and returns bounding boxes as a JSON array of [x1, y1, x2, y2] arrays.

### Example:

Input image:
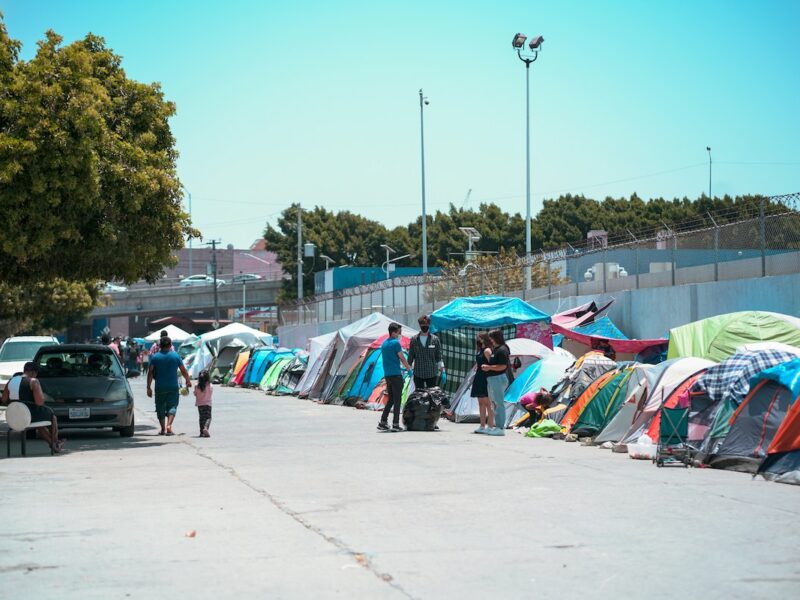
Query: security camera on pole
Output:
[[511, 32, 544, 290]]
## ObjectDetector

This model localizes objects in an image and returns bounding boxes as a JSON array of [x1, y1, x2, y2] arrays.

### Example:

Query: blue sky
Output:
[[3, 0, 799, 248]]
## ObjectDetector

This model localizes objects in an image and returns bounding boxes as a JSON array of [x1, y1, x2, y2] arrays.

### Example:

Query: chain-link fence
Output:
[[279, 193, 800, 326]]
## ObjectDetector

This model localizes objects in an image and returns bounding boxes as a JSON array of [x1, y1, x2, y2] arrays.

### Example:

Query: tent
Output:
[[501, 353, 576, 427], [295, 331, 338, 398], [186, 323, 272, 378], [707, 358, 800, 472], [259, 355, 294, 391], [616, 357, 715, 448], [145, 324, 193, 343], [575, 365, 651, 439], [594, 365, 652, 444], [225, 347, 251, 385], [541, 352, 618, 424], [299, 313, 417, 402], [446, 339, 573, 423], [431, 296, 550, 393], [560, 370, 621, 434], [758, 360, 800, 484], [274, 353, 308, 394], [693, 347, 800, 457], [553, 318, 667, 362], [667, 311, 800, 362]]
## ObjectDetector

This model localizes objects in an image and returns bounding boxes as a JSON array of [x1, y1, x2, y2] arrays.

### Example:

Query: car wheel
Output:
[[119, 413, 135, 437]]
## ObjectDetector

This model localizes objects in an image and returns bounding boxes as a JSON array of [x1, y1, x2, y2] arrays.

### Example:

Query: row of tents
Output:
[[174, 300, 800, 487]]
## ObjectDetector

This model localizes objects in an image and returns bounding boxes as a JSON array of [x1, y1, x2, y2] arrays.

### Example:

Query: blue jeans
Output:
[[487, 376, 507, 429]]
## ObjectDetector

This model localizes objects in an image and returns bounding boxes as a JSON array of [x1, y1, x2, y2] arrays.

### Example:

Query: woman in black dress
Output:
[[471, 331, 493, 434]]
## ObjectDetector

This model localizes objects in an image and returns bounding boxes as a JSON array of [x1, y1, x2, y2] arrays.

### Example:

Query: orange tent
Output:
[[561, 370, 618, 433]]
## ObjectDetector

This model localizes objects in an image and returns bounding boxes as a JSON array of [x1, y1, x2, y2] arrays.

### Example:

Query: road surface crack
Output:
[[188, 442, 416, 599]]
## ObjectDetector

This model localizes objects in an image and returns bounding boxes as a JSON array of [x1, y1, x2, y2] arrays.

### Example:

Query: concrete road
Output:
[[1, 379, 798, 599]]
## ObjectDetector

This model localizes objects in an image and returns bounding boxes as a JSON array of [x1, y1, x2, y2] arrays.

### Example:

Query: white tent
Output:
[[144, 324, 192, 342], [295, 331, 338, 398], [302, 313, 418, 402], [187, 323, 273, 378]]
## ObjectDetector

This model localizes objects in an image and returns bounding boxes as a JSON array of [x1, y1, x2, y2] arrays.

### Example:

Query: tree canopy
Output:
[[264, 192, 780, 299], [0, 16, 193, 334]]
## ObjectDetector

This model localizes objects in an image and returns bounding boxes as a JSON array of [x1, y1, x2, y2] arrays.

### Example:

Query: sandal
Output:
[[52, 440, 65, 453]]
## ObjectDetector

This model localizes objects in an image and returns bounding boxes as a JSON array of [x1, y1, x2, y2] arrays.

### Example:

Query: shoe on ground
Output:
[[377, 422, 390, 431], [391, 424, 404, 432], [486, 427, 505, 436], [474, 426, 487, 434]]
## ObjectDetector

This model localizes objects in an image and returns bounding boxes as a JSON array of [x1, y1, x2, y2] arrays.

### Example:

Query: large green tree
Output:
[[0, 19, 194, 285], [0, 16, 194, 334]]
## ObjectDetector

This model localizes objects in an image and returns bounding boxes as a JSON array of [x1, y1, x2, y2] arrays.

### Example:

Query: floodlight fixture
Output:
[[512, 33, 527, 48], [528, 35, 544, 50]]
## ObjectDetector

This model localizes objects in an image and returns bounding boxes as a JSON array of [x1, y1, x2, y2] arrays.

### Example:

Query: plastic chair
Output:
[[5, 402, 55, 457]]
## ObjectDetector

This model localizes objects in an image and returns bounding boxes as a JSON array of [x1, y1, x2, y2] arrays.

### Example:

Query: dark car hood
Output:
[[39, 377, 126, 400]]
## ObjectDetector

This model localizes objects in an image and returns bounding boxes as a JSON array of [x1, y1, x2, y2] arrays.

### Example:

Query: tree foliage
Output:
[[0, 15, 193, 334], [264, 192, 786, 299]]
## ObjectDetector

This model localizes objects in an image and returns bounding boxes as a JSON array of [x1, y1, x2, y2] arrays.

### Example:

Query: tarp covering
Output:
[[551, 299, 615, 329], [749, 357, 800, 399], [552, 322, 667, 356], [667, 311, 800, 362], [145, 324, 192, 342], [431, 295, 549, 332]]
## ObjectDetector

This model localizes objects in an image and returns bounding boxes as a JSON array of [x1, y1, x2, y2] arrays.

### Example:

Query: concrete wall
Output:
[[278, 272, 800, 347]]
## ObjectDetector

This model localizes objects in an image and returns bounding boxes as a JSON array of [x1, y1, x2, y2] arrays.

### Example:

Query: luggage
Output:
[[402, 387, 450, 431]]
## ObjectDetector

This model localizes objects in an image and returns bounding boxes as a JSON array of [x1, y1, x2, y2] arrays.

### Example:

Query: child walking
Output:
[[194, 370, 213, 437]]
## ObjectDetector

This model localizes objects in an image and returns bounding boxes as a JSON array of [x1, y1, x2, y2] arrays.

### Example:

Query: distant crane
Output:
[[462, 188, 473, 209]]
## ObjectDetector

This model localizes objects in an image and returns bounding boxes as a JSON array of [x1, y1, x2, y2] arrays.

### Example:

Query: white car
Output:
[[101, 282, 128, 293], [179, 274, 227, 287], [232, 273, 264, 283], [0, 335, 60, 390]]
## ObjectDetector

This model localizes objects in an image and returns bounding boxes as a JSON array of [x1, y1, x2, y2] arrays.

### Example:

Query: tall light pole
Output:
[[512, 33, 544, 290], [419, 89, 429, 274], [181, 185, 193, 275], [706, 146, 712, 198], [296, 204, 303, 301]]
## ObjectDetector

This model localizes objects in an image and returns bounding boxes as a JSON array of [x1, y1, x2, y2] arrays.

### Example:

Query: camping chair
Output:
[[654, 406, 691, 468]]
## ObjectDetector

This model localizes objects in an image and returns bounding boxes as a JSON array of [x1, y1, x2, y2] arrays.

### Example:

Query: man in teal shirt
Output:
[[147, 336, 192, 435], [379, 322, 412, 431]]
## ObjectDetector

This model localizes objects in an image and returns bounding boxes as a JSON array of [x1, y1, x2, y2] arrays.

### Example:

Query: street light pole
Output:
[[296, 204, 303, 301], [706, 146, 712, 198], [512, 33, 544, 290], [182, 185, 193, 275], [206, 239, 220, 328], [419, 90, 429, 274]]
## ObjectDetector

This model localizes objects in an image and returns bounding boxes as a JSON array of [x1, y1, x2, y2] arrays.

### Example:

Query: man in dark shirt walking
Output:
[[147, 336, 192, 436], [407, 315, 444, 389]]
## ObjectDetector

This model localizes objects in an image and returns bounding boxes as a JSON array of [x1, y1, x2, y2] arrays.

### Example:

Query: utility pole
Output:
[[419, 89, 429, 274], [297, 204, 303, 301], [206, 239, 221, 328], [706, 146, 712, 198]]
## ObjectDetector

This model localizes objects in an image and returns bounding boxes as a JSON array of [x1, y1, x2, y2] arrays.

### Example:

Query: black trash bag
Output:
[[403, 387, 451, 431]]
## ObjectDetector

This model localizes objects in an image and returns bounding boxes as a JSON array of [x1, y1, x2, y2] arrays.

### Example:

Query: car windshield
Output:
[[0, 341, 53, 362], [36, 350, 124, 379]]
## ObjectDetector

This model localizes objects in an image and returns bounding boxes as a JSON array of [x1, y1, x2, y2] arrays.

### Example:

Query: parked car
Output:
[[232, 273, 264, 283], [100, 282, 128, 293], [0, 335, 60, 391], [179, 274, 227, 287], [32, 344, 135, 437]]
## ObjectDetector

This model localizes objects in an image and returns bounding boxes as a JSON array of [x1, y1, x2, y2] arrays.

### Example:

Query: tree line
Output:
[[265, 193, 783, 299], [0, 16, 193, 335]]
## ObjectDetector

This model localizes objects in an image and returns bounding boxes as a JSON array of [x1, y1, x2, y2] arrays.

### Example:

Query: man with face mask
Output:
[[407, 315, 445, 389]]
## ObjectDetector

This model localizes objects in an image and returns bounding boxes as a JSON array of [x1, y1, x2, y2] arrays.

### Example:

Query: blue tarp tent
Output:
[[430, 296, 550, 393], [431, 296, 549, 332], [750, 358, 800, 399]]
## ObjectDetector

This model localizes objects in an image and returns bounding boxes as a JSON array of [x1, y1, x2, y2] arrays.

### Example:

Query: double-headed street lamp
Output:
[[419, 89, 430, 274], [512, 32, 544, 290]]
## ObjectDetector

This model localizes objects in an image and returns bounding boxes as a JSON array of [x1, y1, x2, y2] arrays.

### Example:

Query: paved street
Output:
[[2, 379, 799, 599]]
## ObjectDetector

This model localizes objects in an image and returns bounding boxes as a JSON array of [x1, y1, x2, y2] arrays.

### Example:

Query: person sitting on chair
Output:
[[3, 362, 63, 453]]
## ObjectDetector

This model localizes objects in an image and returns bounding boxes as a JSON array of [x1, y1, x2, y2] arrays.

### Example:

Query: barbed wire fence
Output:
[[279, 193, 800, 326]]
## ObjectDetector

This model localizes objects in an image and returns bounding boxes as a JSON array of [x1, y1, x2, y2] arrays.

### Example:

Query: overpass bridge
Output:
[[91, 280, 282, 318]]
